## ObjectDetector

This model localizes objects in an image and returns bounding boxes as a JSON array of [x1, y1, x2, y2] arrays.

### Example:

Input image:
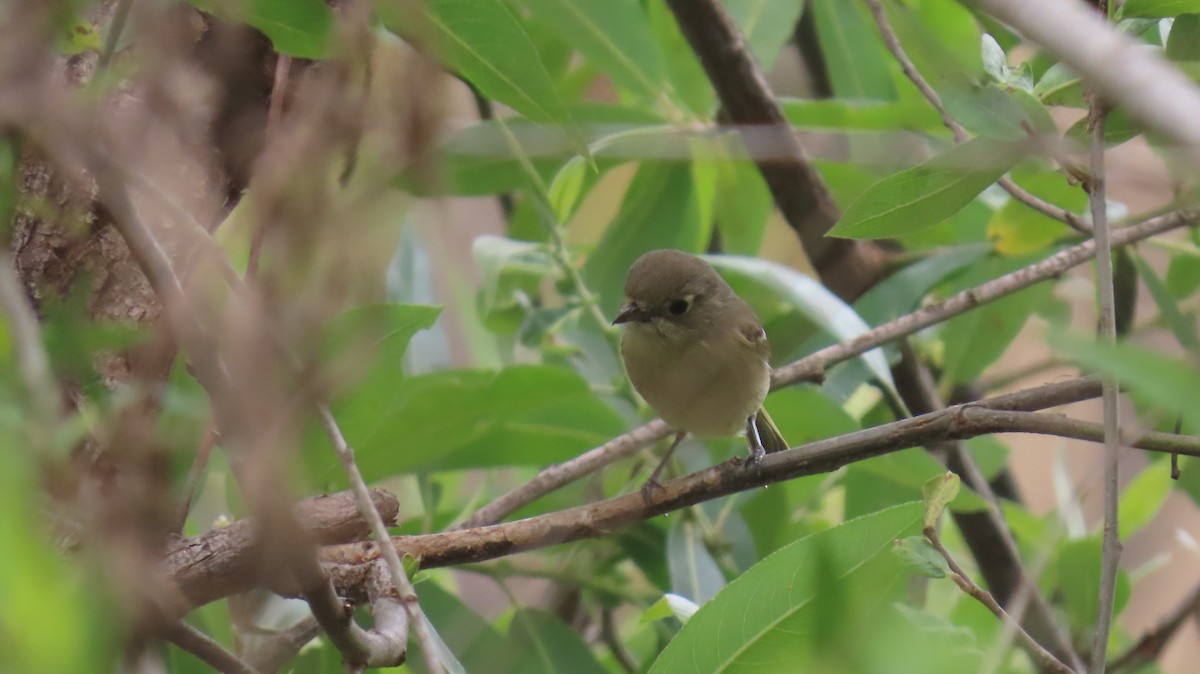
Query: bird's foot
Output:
[[746, 444, 766, 466]]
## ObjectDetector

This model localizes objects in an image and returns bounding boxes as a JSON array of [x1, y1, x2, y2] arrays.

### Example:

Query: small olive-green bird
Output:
[[613, 249, 789, 491]]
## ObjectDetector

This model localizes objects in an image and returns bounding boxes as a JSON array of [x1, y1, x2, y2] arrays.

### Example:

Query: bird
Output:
[[612, 249, 789, 495]]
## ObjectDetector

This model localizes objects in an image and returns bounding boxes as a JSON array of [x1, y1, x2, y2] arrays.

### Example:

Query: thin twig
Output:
[[317, 405, 439, 673], [1087, 67, 1122, 674], [925, 528, 1079, 674], [463, 210, 1197, 527], [172, 422, 216, 534], [98, 0, 135, 70], [314, 378, 1200, 580], [243, 616, 320, 674], [247, 54, 292, 281], [863, 0, 1090, 234], [161, 621, 263, 674]]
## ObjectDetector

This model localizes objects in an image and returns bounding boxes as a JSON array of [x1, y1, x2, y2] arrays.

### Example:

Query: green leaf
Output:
[[941, 255, 1057, 384], [885, 0, 983, 83], [668, 520, 726, 604], [583, 163, 711, 315], [848, 449, 988, 519], [705, 255, 897, 395], [829, 138, 1027, 239], [1049, 334, 1200, 416], [853, 245, 990, 325], [647, 503, 923, 674], [1033, 63, 1086, 107], [407, 582, 519, 674], [712, 158, 773, 255], [186, 0, 334, 58], [940, 78, 1055, 140], [55, 16, 102, 55], [315, 364, 625, 481], [1167, 245, 1200, 297], [1122, 0, 1200, 19], [1132, 252, 1200, 350], [380, 0, 582, 149], [643, 593, 700, 624], [723, 0, 807, 71], [1055, 537, 1131, 634], [515, 0, 667, 102], [471, 236, 555, 322], [508, 609, 608, 674], [647, 0, 714, 116], [1065, 108, 1142, 148], [1118, 459, 1173, 539], [892, 535, 949, 578], [922, 472, 961, 528], [811, 0, 897, 100], [318, 303, 442, 397], [780, 99, 944, 131], [1167, 14, 1200, 59]]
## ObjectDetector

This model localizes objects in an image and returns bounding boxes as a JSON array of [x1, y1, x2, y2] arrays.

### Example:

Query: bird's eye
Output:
[[667, 299, 690, 316]]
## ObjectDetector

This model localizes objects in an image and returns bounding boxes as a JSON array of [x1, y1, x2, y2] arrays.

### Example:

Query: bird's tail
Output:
[[754, 408, 789, 454]]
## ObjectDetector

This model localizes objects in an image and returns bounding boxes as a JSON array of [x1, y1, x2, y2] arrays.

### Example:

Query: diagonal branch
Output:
[[663, 0, 887, 301], [462, 209, 1196, 528]]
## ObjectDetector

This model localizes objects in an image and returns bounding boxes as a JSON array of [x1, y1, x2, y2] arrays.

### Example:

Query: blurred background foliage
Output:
[[4, 0, 1200, 672]]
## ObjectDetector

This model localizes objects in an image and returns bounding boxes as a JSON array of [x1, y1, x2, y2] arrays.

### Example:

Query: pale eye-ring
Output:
[[667, 299, 690, 316]]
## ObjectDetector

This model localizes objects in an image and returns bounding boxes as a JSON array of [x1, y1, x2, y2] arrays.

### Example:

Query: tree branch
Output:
[[464, 209, 1196, 527], [925, 526, 1078, 674], [663, 0, 887, 300], [1109, 580, 1200, 673], [161, 621, 263, 674]]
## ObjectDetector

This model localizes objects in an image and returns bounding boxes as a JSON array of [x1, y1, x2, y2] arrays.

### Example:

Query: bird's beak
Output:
[[613, 302, 649, 325]]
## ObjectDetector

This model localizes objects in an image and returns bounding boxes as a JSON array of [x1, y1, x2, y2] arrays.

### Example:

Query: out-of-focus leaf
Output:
[[723, 0, 806, 71], [981, 34, 1033, 90], [1050, 334, 1200, 416], [668, 520, 726, 604], [892, 535, 949, 578], [647, 0, 714, 116], [987, 199, 1070, 256], [55, 16, 102, 54], [1166, 244, 1200, 297], [886, 0, 983, 82], [1065, 109, 1141, 148], [1119, 459, 1173, 539], [712, 157, 772, 255], [706, 255, 896, 395], [380, 0, 583, 151], [508, 609, 608, 674], [1033, 62, 1086, 107], [471, 236, 555, 321], [187, 0, 333, 58], [516, 0, 666, 102], [317, 303, 442, 398], [314, 365, 625, 482], [1132, 252, 1200, 349], [1122, 0, 1200, 19], [847, 449, 988, 520], [853, 245, 990, 325], [643, 593, 700, 624], [830, 138, 1026, 240], [940, 78, 1055, 140], [646, 503, 923, 673], [583, 162, 711, 314], [406, 582, 521, 674], [811, 0, 897, 100], [941, 255, 1057, 384], [1056, 537, 1132, 634], [780, 98, 944, 131], [1168, 14, 1200, 60]]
